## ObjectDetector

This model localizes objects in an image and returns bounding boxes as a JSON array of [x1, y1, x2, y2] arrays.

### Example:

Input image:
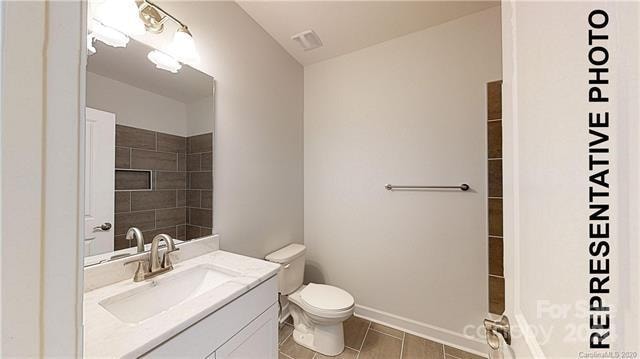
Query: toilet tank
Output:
[[265, 244, 306, 295]]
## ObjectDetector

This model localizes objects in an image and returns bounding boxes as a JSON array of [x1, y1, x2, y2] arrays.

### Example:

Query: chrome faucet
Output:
[[125, 227, 145, 253], [124, 234, 179, 282], [150, 234, 178, 272]]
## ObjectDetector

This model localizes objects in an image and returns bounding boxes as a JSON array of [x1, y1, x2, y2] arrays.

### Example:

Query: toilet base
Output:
[[290, 302, 347, 356], [292, 321, 345, 356]]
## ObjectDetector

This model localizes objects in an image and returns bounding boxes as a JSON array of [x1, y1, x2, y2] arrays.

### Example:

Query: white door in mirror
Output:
[[84, 107, 115, 256]]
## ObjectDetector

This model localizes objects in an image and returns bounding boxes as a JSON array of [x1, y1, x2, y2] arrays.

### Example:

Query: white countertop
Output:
[[83, 249, 280, 358]]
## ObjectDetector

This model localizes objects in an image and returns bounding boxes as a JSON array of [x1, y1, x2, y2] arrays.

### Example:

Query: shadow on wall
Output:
[[304, 261, 326, 285]]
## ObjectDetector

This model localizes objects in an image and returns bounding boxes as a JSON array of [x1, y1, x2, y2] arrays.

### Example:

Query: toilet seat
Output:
[[301, 284, 354, 311], [290, 284, 355, 319]]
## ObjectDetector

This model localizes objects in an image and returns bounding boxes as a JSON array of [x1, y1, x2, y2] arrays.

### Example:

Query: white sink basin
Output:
[[99, 264, 239, 324]]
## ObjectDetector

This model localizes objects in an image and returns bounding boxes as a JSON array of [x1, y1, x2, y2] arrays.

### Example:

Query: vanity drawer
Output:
[[142, 275, 278, 358]]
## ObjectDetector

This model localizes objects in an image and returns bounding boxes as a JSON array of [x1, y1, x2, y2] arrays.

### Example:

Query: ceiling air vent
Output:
[[291, 30, 323, 51]]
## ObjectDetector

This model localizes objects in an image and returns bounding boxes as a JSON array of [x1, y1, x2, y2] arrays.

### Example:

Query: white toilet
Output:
[[266, 244, 355, 356]]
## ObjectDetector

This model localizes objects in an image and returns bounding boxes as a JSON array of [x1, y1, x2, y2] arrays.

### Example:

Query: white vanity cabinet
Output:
[[142, 276, 278, 358]]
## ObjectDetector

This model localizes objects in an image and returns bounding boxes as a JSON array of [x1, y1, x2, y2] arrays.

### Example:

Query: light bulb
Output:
[[90, 20, 129, 48], [93, 0, 145, 36], [147, 50, 182, 73], [167, 26, 199, 64], [87, 34, 96, 55]]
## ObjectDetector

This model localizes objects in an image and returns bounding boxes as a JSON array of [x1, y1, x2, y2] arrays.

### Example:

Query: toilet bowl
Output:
[[265, 244, 355, 356]]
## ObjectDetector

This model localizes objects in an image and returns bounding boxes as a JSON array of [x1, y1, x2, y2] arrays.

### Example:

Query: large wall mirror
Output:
[[84, 39, 214, 266]]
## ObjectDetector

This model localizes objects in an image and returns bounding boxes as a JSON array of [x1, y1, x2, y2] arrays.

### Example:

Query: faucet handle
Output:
[[124, 258, 148, 282], [162, 247, 180, 268]]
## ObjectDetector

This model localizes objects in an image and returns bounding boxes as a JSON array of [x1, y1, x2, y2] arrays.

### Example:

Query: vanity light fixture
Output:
[[92, 0, 146, 37], [138, 0, 200, 65], [167, 26, 199, 64], [88, 0, 199, 73]]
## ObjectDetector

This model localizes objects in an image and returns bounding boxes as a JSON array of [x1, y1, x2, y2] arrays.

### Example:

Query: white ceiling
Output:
[[237, 1, 499, 66], [87, 39, 214, 103]]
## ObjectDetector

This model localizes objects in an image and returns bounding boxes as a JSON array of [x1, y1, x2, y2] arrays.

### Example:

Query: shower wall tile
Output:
[[114, 191, 130, 213], [178, 153, 186, 171], [187, 190, 201, 207], [156, 171, 187, 189], [201, 152, 213, 170], [186, 132, 213, 236], [115, 147, 130, 169], [176, 190, 186, 207], [131, 190, 176, 211], [114, 210, 155, 235], [190, 172, 213, 190], [187, 133, 213, 153], [113, 125, 201, 251], [187, 154, 201, 171], [201, 190, 212, 209], [155, 207, 187, 228], [115, 170, 151, 190], [116, 125, 156, 150], [157, 133, 187, 153], [189, 208, 212, 228], [131, 149, 177, 171]]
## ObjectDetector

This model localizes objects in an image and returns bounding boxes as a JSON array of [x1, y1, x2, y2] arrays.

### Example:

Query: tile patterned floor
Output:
[[278, 316, 487, 359]]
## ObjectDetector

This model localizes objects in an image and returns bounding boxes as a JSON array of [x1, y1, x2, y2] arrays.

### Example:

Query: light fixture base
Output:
[[139, 2, 165, 34]]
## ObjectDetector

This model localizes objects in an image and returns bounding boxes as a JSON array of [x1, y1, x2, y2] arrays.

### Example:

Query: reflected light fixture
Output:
[[90, 19, 129, 48], [147, 50, 182, 73]]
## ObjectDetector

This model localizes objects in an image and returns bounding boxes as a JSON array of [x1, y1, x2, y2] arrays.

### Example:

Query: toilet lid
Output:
[[300, 283, 354, 311]]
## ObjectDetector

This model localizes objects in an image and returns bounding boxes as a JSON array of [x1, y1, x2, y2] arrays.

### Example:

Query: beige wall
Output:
[[304, 6, 501, 344], [133, 1, 304, 258], [87, 72, 189, 136]]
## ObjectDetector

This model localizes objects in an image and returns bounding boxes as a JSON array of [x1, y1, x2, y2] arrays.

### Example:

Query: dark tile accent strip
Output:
[[488, 237, 504, 276], [487, 81, 502, 120], [488, 121, 502, 158], [489, 276, 505, 314], [488, 159, 503, 197], [488, 198, 503, 237]]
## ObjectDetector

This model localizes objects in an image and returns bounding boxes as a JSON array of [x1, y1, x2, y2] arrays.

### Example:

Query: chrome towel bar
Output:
[[384, 183, 470, 191]]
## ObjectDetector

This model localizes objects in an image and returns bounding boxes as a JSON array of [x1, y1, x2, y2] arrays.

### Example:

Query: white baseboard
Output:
[[354, 304, 488, 357]]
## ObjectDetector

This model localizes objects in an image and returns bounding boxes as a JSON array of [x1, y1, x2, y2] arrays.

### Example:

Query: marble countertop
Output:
[[83, 249, 280, 358]]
